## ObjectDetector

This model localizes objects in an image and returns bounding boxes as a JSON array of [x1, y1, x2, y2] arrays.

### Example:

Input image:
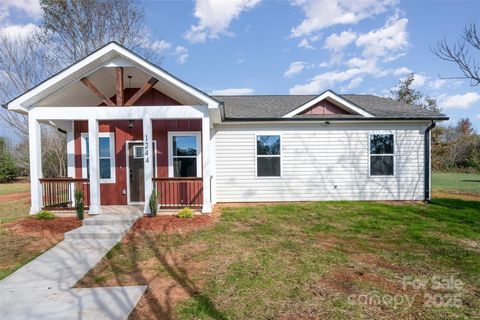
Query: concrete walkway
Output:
[[0, 211, 147, 320]]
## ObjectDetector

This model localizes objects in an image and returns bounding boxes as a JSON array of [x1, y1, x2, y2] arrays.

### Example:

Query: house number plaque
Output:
[[144, 134, 149, 163]]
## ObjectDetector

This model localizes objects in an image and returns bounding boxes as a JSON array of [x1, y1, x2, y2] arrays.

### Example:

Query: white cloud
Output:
[[342, 77, 363, 90], [173, 46, 189, 64], [392, 67, 411, 76], [185, 0, 261, 43], [298, 38, 314, 49], [144, 40, 171, 52], [429, 79, 446, 89], [411, 74, 426, 88], [290, 68, 364, 94], [289, 12, 411, 94], [0, 23, 39, 39], [439, 92, 480, 109], [355, 15, 408, 59], [324, 31, 356, 51], [210, 88, 254, 95], [290, 0, 392, 38], [0, 0, 42, 23], [284, 61, 306, 77]]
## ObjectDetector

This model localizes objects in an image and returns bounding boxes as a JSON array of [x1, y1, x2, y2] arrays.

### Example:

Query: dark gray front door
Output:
[[129, 143, 145, 202]]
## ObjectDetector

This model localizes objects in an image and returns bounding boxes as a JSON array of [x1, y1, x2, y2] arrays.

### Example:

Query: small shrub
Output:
[[35, 210, 55, 220], [149, 188, 159, 217], [74, 188, 84, 220], [178, 207, 194, 219]]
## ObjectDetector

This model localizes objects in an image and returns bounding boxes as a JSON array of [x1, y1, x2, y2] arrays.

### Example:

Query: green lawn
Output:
[[433, 171, 480, 194], [79, 194, 480, 320], [0, 181, 30, 196]]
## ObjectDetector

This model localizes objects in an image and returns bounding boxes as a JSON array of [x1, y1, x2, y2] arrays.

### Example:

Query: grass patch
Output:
[[0, 199, 29, 224], [433, 171, 480, 194], [0, 181, 30, 196], [78, 193, 480, 319]]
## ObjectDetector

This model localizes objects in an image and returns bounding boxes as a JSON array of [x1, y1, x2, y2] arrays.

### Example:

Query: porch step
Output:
[[64, 224, 131, 240], [83, 214, 140, 226], [65, 212, 142, 240]]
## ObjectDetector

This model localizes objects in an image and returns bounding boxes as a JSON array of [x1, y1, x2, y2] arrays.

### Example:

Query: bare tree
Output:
[[432, 24, 480, 86], [0, 30, 57, 137], [1, 0, 155, 177], [40, 0, 155, 65]]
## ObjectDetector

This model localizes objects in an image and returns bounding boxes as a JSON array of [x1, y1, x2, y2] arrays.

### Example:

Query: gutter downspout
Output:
[[424, 120, 436, 202]]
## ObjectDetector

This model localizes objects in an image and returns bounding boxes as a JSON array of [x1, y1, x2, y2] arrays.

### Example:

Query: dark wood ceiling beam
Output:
[[80, 77, 115, 106], [124, 77, 158, 106], [115, 67, 124, 106]]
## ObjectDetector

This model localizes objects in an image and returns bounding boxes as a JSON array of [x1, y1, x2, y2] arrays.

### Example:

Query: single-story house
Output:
[[4, 42, 448, 215]]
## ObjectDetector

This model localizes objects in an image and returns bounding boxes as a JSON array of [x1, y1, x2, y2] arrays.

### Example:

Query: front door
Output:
[[128, 142, 156, 203]]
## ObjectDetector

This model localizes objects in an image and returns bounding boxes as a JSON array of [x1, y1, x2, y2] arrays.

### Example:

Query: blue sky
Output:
[[1, 0, 479, 132]]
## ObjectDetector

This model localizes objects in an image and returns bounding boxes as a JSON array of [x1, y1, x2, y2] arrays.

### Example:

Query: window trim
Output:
[[81, 132, 116, 183], [368, 132, 395, 177], [167, 131, 202, 178], [255, 133, 282, 178]]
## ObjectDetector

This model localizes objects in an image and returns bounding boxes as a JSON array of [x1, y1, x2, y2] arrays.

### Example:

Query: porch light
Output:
[[128, 120, 134, 129]]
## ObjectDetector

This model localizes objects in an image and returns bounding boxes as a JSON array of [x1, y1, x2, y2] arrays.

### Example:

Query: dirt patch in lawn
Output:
[[0, 192, 30, 202], [350, 253, 411, 273], [9, 217, 81, 239], [132, 215, 216, 234]]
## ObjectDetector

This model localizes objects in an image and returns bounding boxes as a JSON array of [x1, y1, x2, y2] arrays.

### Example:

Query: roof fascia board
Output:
[[282, 90, 374, 118]]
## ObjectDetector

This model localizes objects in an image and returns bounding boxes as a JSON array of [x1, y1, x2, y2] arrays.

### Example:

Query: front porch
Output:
[[30, 111, 212, 215]]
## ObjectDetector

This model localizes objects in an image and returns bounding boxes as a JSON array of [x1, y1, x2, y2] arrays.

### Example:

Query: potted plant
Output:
[[74, 188, 84, 220], [149, 188, 159, 217]]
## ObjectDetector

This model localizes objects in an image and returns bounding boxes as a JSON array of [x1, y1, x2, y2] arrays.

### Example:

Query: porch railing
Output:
[[39, 178, 90, 210], [153, 177, 203, 209]]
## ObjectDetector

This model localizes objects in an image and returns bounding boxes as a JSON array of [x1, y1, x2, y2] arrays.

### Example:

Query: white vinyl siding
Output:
[[214, 122, 426, 202]]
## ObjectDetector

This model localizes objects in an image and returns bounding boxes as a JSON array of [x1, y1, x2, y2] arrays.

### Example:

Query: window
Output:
[[168, 132, 201, 177], [133, 145, 144, 158], [256, 135, 281, 177], [81, 133, 116, 183], [369, 134, 394, 176]]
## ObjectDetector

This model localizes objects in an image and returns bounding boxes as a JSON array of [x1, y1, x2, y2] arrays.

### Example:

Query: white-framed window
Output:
[[81, 132, 116, 183], [369, 133, 395, 176], [133, 145, 144, 159], [256, 134, 281, 177], [167, 132, 202, 178]]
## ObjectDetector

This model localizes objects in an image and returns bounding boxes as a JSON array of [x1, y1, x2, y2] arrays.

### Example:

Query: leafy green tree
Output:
[[391, 73, 439, 111], [0, 152, 17, 182]]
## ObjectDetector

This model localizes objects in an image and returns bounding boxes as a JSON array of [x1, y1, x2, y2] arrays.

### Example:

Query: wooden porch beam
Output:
[[80, 77, 116, 106], [125, 77, 158, 106], [115, 67, 124, 106]]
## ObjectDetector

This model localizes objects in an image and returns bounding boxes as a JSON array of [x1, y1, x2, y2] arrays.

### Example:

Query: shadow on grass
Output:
[[431, 197, 480, 211], [102, 229, 225, 320]]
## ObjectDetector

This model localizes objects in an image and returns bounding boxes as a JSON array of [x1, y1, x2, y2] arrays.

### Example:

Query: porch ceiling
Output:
[[36, 65, 203, 107]]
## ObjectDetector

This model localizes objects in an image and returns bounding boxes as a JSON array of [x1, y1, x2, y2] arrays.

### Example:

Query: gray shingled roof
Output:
[[212, 94, 448, 120]]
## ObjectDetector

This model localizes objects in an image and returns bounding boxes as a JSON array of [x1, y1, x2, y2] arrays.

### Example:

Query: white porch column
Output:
[[66, 121, 75, 178], [28, 116, 42, 214], [88, 118, 101, 214], [143, 117, 154, 214], [202, 113, 212, 213], [66, 121, 75, 202]]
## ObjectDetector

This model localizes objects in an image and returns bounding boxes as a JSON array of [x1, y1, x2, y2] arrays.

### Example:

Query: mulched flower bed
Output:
[[133, 215, 215, 233], [10, 217, 82, 235]]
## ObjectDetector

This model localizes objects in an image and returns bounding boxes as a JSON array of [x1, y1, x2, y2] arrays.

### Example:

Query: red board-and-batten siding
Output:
[[300, 100, 350, 115], [74, 88, 202, 205]]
